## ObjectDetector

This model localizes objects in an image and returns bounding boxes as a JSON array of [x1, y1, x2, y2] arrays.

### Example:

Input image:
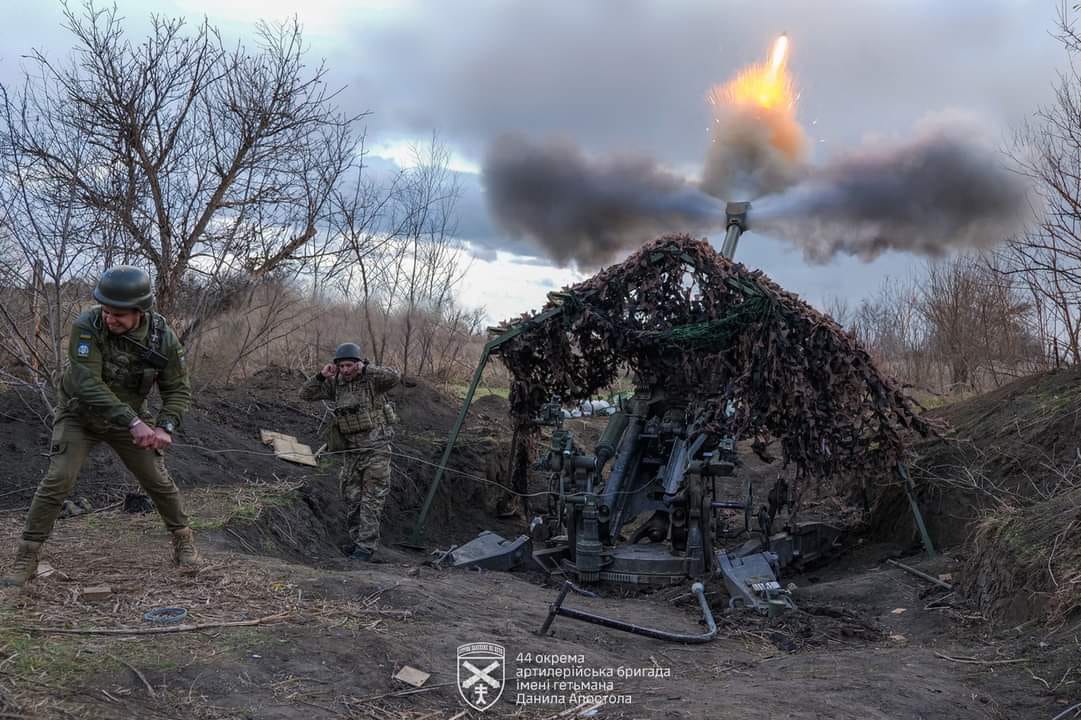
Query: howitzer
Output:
[[529, 376, 841, 621], [408, 202, 754, 546], [412, 201, 843, 642]]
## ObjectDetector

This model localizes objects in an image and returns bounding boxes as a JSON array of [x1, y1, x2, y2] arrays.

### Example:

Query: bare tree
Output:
[[1, 2, 363, 337], [843, 257, 1041, 394], [327, 139, 408, 362], [0, 82, 109, 405], [195, 274, 315, 386], [919, 256, 1040, 391], [325, 135, 467, 374], [393, 136, 466, 378], [1003, 3, 1081, 365], [845, 276, 928, 387], [822, 294, 852, 329]]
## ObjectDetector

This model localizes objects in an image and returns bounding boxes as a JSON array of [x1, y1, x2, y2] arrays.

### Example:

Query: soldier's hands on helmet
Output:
[[130, 419, 157, 449], [321, 362, 337, 378]]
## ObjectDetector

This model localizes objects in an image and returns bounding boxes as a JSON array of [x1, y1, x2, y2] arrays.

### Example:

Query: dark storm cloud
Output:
[[5, 0, 1060, 274], [341, 0, 1059, 172], [331, 0, 1059, 262]]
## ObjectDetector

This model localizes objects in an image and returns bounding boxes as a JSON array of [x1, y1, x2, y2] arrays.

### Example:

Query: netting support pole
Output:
[[898, 462, 936, 558], [408, 305, 566, 547], [408, 346, 491, 547]]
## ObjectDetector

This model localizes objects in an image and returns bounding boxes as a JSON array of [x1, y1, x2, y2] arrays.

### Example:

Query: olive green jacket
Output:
[[57, 307, 192, 430]]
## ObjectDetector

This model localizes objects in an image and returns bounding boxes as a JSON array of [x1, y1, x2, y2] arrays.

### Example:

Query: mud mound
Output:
[[470, 392, 509, 417], [963, 487, 1081, 625], [0, 391, 53, 509], [219, 432, 525, 564], [223, 474, 352, 566], [394, 379, 466, 435], [866, 366, 1081, 628], [206, 370, 526, 552], [0, 367, 523, 553], [0, 369, 320, 511], [227, 369, 530, 551], [870, 366, 1081, 549], [383, 433, 526, 548], [921, 367, 1081, 501]]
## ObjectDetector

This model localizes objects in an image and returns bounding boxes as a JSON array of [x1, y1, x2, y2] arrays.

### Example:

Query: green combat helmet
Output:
[[334, 342, 363, 363], [93, 266, 154, 311]]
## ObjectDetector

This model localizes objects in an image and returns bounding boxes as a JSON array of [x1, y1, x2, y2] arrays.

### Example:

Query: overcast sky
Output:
[[0, 0, 1066, 322]]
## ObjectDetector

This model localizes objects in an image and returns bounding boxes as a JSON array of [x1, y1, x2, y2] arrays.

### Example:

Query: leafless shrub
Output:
[[1, 1, 363, 336], [833, 256, 1045, 395], [0, 4, 488, 406], [189, 278, 488, 388]]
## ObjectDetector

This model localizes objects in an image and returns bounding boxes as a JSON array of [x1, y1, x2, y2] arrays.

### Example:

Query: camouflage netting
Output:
[[494, 234, 930, 486]]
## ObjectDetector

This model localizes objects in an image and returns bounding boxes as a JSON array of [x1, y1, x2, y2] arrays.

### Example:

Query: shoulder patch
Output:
[[177, 348, 187, 371], [76, 341, 91, 358]]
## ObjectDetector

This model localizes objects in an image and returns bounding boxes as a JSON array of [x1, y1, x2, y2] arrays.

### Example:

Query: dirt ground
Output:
[[0, 369, 1075, 719]]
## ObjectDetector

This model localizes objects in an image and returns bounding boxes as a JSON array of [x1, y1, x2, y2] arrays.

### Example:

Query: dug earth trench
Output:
[[0, 371, 1072, 718]]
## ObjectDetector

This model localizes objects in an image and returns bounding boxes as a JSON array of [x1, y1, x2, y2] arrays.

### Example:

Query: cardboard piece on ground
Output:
[[891, 608, 907, 615], [271, 437, 318, 467], [260, 430, 290, 445], [81, 585, 111, 601], [394, 666, 430, 687], [260, 429, 318, 467]]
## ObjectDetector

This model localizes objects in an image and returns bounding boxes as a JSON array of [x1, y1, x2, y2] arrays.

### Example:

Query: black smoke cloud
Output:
[[750, 121, 1030, 261], [484, 119, 1029, 267], [482, 135, 725, 267]]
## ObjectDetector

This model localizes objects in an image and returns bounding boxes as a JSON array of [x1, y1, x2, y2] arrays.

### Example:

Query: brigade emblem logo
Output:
[[76, 341, 91, 358], [457, 642, 505, 711]]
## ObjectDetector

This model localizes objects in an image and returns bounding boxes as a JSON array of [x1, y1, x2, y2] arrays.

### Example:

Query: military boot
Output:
[[171, 528, 200, 567], [0, 541, 42, 587]]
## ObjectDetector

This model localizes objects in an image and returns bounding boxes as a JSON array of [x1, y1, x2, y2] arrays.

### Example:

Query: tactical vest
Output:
[[98, 311, 169, 396], [333, 375, 379, 435]]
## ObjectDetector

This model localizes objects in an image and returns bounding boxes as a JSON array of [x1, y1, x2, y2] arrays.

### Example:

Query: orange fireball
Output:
[[710, 34, 795, 112], [701, 33, 806, 200]]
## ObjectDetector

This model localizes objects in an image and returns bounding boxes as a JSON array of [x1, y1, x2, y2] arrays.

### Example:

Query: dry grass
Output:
[[0, 485, 578, 720], [964, 487, 1081, 627], [0, 487, 428, 720]]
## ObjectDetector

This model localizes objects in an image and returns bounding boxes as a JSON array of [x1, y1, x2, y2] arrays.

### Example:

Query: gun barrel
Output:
[[721, 201, 750, 260]]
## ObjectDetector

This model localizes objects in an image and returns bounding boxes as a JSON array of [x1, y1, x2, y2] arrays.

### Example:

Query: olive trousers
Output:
[[22, 417, 189, 543]]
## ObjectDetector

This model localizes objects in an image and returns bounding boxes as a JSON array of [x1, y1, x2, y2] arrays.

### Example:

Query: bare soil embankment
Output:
[[0, 368, 1073, 718]]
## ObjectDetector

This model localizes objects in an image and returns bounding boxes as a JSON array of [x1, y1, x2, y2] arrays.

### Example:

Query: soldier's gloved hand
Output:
[[129, 419, 157, 449], [321, 362, 337, 378], [151, 427, 173, 451]]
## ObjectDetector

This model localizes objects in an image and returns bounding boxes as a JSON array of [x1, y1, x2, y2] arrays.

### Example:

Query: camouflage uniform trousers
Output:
[[339, 442, 392, 553], [22, 416, 189, 543]]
